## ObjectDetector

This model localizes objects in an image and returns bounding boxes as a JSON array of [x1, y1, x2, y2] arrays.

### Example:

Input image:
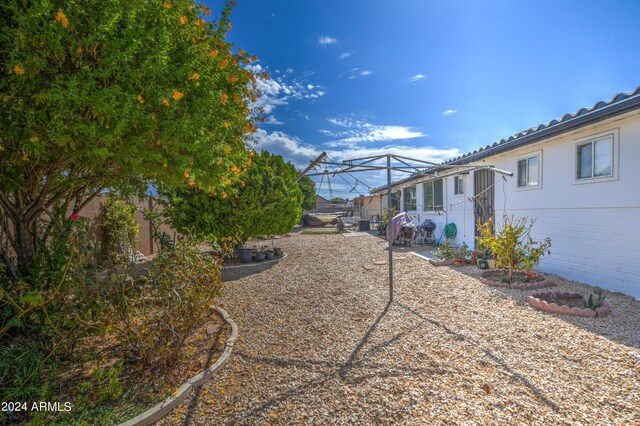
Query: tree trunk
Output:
[[14, 219, 36, 278]]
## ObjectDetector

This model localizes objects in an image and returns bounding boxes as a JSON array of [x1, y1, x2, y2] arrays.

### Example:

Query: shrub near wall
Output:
[[102, 196, 140, 265]]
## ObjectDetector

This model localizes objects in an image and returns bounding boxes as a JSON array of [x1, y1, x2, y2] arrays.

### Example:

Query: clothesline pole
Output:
[[387, 154, 393, 303]]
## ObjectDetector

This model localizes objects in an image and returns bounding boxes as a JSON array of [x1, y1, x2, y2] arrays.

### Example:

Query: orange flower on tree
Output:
[[189, 72, 200, 81], [231, 164, 238, 172], [218, 59, 229, 69], [223, 121, 229, 127], [172, 90, 184, 100], [227, 75, 239, 83], [225, 178, 231, 186], [249, 150, 255, 157], [137, 94, 144, 104], [188, 179, 195, 186], [240, 181, 245, 187], [29, 136, 39, 143], [162, 1, 172, 8], [221, 191, 228, 199], [227, 23, 232, 31], [55, 10, 69, 28], [183, 170, 190, 178], [225, 146, 231, 154], [220, 93, 229, 104], [196, 19, 207, 28], [13, 65, 25, 75], [162, 98, 170, 106], [209, 50, 219, 59], [179, 15, 188, 25], [201, 5, 212, 16]]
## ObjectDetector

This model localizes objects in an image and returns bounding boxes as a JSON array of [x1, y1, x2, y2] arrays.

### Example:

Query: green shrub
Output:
[[102, 196, 140, 265], [100, 238, 223, 369], [477, 216, 551, 285]]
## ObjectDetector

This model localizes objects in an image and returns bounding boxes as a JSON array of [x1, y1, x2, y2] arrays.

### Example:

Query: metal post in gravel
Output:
[[298, 152, 512, 306], [387, 154, 393, 303]]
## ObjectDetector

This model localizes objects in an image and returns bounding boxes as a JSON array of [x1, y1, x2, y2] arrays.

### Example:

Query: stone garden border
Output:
[[527, 291, 612, 318], [479, 270, 551, 290], [119, 306, 238, 426]]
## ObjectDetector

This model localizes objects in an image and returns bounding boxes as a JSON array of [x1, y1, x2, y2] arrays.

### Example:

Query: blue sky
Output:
[[217, 0, 640, 198]]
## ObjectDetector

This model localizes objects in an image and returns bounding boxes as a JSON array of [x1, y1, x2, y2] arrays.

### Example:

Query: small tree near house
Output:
[[476, 216, 552, 286]]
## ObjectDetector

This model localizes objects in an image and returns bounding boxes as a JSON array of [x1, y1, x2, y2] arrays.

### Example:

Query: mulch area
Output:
[[161, 232, 640, 424], [54, 310, 230, 424]]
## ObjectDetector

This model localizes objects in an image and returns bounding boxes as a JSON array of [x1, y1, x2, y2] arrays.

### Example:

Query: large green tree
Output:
[[0, 0, 260, 276], [297, 175, 317, 211], [165, 150, 303, 243]]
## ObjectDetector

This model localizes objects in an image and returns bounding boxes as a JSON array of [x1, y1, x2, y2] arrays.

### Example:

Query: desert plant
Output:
[[583, 286, 605, 309], [100, 238, 223, 369], [476, 216, 551, 285], [435, 241, 456, 260], [102, 196, 140, 265]]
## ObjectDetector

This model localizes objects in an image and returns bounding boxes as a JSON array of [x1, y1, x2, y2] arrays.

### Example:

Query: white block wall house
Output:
[[373, 86, 640, 298]]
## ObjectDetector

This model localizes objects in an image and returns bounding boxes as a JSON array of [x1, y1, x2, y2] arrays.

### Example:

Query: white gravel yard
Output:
[[162, 233, 640, 425]]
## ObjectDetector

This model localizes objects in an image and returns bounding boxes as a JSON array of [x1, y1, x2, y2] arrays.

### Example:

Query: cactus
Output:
[[582, 287, 605, 309]]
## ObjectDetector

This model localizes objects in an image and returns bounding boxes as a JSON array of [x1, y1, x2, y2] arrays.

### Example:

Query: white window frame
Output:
[[574, 129, 619, 185], [422, 179, 444, 212], [516, 150, 542, 190], [454, 175, 465, 196]]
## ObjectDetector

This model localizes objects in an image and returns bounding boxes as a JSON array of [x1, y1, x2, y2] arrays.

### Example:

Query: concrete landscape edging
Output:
[[527, 291, 612, 318], [118, 306, 238, 426]]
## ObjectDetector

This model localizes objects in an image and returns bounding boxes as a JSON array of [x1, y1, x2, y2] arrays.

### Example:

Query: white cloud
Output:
[[322, 117, 426, 146], [409, 74, 425, 82], [318, 36, 338, 45], [442, 109, 458, 116], [248, 62, 325, 116], [252, 128, 462, 190], [339, 52, 353, 59], [348, 76, 357, 80], [264, 115, 283, 125], [360, 70, 372, 76]]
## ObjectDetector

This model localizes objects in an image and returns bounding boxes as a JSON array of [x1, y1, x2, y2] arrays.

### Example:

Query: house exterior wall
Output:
[[393, 110, 640, 298], [353, 195, 384, 220], [482, 111, 640, 298], [397, 173, 475, 248]]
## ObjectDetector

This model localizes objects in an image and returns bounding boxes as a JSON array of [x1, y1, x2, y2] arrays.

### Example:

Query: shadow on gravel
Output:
[[222, 261, 278, 282], [447, 264, 640, 351], [180, 298, 562, 424]]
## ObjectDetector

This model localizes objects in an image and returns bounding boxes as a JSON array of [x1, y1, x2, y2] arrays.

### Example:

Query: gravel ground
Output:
[[161, 233, 640, 425]]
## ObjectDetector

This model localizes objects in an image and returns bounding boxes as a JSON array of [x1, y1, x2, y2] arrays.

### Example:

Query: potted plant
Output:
[[264, 247, 275, 260], [252, 249, 266, 262], [236, 243, 254, 263]]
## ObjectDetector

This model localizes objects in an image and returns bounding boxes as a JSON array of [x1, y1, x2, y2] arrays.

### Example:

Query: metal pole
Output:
[[387, 155, 393, 303]]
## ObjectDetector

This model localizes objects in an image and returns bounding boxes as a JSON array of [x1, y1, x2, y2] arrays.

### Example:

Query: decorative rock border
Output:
[[528, 291, 611, 318], [479, 270, 551, 290], [223, 251, 287, 270], [119, 306, 238, 426]]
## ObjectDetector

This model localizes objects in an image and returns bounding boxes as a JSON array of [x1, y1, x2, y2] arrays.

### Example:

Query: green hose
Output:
[[437, 223, 458, 245], [444, 223, 457, 239]]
